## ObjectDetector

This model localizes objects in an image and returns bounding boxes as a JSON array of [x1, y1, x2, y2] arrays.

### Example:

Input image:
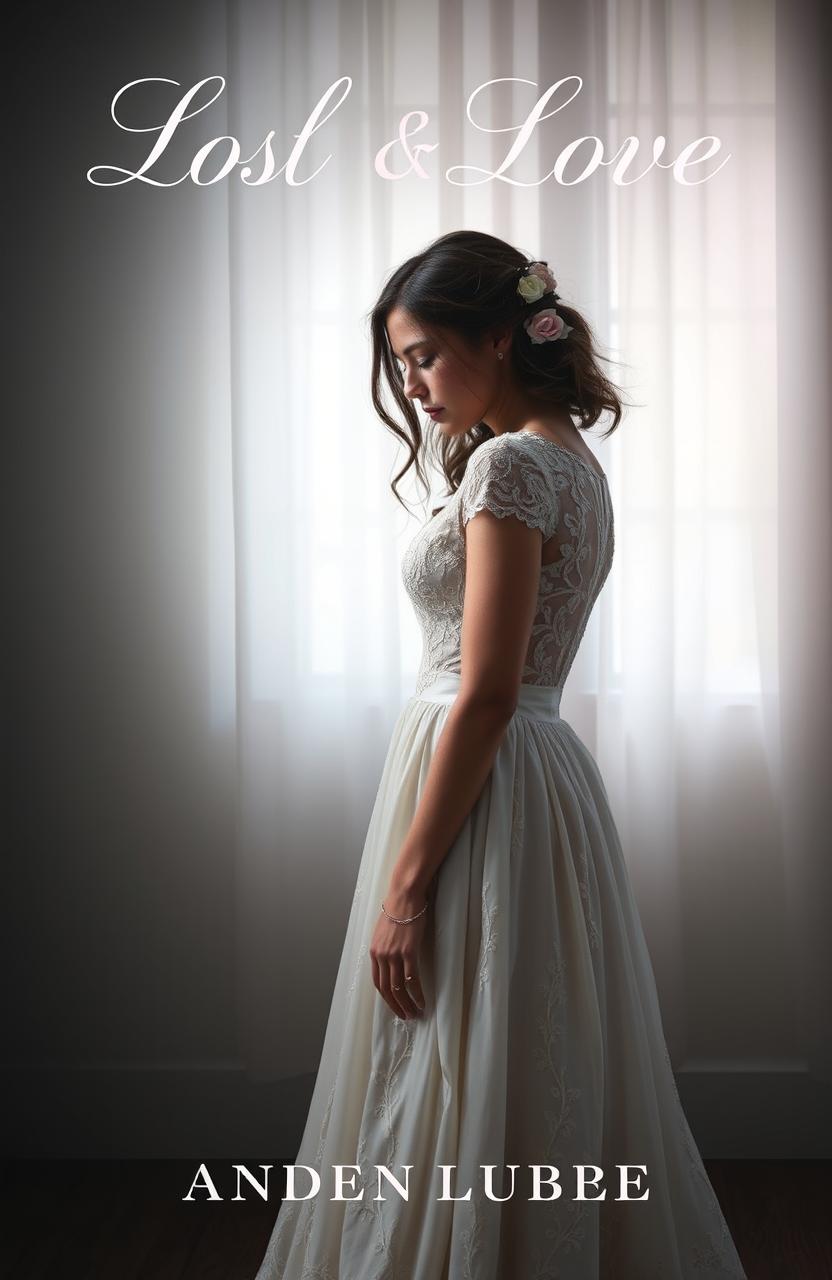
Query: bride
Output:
[[254, 228, 747, 1279]]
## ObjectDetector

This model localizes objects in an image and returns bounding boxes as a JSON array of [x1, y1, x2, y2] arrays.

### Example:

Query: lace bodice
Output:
[[401, 432, 614, 697]]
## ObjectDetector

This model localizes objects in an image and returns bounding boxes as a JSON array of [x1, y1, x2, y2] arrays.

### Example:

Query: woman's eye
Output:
[[395, 356, 434, 375]]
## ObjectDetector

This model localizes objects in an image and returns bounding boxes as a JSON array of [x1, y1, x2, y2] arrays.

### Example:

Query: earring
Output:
[[497, 352, 504, 360]]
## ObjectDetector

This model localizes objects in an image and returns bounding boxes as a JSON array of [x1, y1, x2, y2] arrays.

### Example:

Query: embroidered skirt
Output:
[[254, 673, 747, 1279]]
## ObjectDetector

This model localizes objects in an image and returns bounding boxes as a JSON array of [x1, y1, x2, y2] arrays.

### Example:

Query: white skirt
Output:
[[254, 673, 747, 1279]]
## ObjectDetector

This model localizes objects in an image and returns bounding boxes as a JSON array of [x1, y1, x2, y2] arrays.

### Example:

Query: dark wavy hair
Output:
[[366, 229, 631, 517]]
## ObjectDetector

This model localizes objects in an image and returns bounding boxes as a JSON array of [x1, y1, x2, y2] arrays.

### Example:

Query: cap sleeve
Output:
[[460, 436, 559, 541]]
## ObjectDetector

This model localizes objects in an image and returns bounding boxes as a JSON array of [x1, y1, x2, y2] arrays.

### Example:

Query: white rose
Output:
[[517, 273, 546, 303]]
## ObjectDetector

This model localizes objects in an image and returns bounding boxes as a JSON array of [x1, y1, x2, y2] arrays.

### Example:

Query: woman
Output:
[[254, 230, 747, 1278]]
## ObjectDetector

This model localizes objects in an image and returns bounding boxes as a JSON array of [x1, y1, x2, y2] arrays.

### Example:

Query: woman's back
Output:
[[402, 431, 614, 697]]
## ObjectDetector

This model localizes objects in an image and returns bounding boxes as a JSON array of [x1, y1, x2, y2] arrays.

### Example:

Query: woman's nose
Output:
[[402, 365, 423, 394]]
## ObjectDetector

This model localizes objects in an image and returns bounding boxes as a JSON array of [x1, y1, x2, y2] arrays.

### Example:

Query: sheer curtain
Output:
[[221, 0, 828, 1123]]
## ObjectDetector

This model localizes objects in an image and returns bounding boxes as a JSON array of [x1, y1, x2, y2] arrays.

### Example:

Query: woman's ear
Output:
[[488, 326, 512, 361]]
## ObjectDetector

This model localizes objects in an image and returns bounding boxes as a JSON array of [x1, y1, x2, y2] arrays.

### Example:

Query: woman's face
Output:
[[386, 306, 506, 439]]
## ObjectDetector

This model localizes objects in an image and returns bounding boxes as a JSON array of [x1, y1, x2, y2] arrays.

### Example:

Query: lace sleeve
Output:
[[460, 437, 559, 541]]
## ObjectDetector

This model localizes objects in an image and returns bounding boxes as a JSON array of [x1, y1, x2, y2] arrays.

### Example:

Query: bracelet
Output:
[[380, 898, 428, 925]]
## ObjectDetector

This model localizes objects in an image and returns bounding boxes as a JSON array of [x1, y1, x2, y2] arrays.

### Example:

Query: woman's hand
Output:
[[370, 883, 429, 1020]]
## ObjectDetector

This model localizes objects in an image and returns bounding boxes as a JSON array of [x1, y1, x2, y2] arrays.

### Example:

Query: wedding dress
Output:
[[253, 430, 747, 1279]]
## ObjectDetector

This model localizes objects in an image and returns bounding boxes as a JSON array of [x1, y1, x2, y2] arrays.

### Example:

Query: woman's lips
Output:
[[426, 407, 445, 419]]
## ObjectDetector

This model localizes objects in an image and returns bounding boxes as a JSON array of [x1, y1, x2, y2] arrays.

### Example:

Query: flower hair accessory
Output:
[[516, 260, 573, 343], [525, 308, 572, 344]]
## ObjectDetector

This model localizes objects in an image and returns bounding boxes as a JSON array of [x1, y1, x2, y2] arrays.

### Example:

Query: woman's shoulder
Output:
[[462, 431, 562, 486], [475, 429, 607, 485], [459, 433, 562, 537], [464, 430, 541, 468]]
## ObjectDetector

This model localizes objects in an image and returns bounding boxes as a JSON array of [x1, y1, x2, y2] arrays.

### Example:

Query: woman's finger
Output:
[[377, 958, 399, 1019], [383, 959, 411, 1019], [389, 959, 420, 1019], [371, 954, 381, 996], [404, 966, 425, 1013]]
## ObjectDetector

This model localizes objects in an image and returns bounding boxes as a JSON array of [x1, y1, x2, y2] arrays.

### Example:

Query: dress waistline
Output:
[[413, 672, 562, 722]]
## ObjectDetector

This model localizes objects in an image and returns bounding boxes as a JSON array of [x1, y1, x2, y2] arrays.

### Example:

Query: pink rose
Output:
[[524, 308, 568, 344]]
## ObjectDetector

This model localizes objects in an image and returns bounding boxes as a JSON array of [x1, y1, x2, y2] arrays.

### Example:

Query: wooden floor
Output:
[[1, 1159, 830, 1278]]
